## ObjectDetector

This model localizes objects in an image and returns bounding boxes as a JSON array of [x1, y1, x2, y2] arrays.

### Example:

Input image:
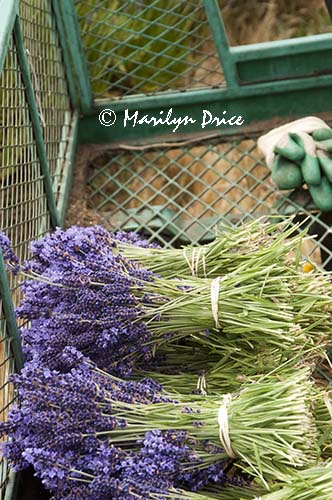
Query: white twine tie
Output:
[[324, 392, 332, 420], [202, 250, 207, 278], [196, 372, 207, 396], [211, 277, 221, 329], [218, 394, 236, 458], [193, 247, 201, 277], [183, 247, 207, 277], [183, 248, 194, 276]]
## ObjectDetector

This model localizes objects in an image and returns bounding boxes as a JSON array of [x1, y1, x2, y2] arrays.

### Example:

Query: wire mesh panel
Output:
[[0, 35, 53, 497], [75, 0, 224, 99], [87, 136, 331, 267], [20, 0, 72, 203]]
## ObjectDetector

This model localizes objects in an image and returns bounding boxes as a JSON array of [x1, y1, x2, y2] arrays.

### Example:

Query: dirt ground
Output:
[[65, 145, 115, 230]]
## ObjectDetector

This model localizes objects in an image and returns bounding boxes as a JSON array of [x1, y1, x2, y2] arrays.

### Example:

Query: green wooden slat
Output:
[[0, 252, 23, 372], [79, 74, 332, 143], [230, 33, 332, 61], [236, 51, 332, 83], [231, 34, 332, 83]]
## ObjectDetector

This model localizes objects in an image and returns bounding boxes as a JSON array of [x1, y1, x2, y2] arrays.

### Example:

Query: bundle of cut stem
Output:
[[139, 263, 332, 361], [103, 369, 318, 484], [170, 462, 332, 500], [314, 388, 332, 454], [251, 462, 332, 500], [117, 219, 306, 279], [157, 484, 263, 500], [136, 348, 308, 396], [163, 482, 264, 500]]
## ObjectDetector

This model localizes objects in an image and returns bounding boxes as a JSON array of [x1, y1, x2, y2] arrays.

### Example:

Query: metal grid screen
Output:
[[0, 36, 52, 498], [75, 0, 224, 99], [20, 0, 72, 202], [87, 137, 331, 268], [0, 2, 73, 497]]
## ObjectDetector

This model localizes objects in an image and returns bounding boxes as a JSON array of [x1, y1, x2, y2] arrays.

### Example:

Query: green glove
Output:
[[274, 132, 305, 162], [318, 151, 332, 183], [312, 128, 332, 141], [308, 176, 332, 212], [319, 139, 332, 153], [271, 154, 303, 190], [258, 119, 332, 211]]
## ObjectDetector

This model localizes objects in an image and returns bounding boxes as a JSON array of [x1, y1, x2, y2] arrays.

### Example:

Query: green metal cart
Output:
[[1, 1, 332, 498]]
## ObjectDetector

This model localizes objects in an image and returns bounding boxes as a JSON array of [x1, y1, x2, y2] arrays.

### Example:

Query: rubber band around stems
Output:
[[217, 394, 236, 458], [211, 277, 221, 329]]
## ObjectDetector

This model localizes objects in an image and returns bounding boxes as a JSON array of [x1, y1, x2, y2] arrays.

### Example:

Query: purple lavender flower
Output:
[[0, 231, 20, 274], [113, 230, 159, 249], [16, 226, 157, 376], [1, 358, 234, 499]]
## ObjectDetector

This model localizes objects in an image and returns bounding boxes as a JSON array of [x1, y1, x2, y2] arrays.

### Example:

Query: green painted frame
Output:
[[70, 0, 332, 144]]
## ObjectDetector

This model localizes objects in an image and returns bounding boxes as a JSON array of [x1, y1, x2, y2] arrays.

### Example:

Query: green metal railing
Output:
[[0, 1, 332, 498]]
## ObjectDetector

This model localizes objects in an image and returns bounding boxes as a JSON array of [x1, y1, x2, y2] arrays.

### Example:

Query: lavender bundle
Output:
[[1, 358, 319, 490], [0, 227, 156, 376], [0, 356, 240, 500], [136, 346, 297, 396], [108, 368, 318, 485], [173, 462, 332, 500], [116, 219, 306, 279], [1, 224, 332, 381], [139, 266, 332, 364]]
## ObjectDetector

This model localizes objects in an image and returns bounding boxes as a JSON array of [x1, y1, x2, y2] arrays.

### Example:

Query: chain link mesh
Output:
[[75, 0, 224, 99], [87, 136, 330, 268]]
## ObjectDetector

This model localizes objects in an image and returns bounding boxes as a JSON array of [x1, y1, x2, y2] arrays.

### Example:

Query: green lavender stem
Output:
[[118, 219, 305, 279], [89, 369, 318, 485]]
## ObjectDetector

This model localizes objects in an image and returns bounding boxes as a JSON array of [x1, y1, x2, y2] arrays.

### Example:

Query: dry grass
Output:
[[221, 0, 331, 45]]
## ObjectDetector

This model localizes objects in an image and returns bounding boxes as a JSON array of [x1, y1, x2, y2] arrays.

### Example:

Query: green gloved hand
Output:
[[271, 154, 303, 190], [292, 132, 321, 186], [273, 132, 305, 163], [258, 118, 332, 212], [270, 131, 321, 188], [314, 130, 332, 184], [308, 176, 332, 212]]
